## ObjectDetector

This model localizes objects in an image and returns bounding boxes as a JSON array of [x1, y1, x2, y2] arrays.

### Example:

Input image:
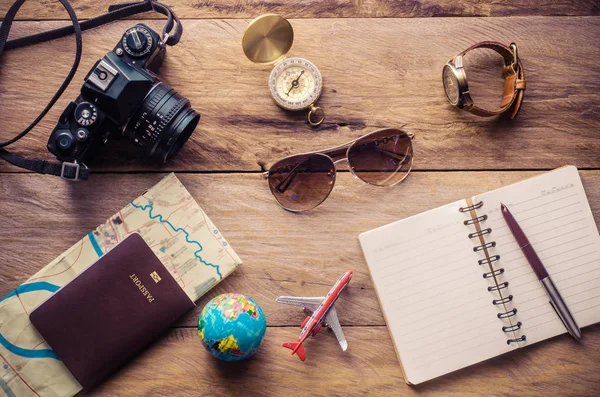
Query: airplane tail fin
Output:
[[282, 342, 306, 361]]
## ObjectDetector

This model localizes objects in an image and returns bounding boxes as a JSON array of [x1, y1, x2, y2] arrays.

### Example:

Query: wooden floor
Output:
[[1, 1, 600, 396]]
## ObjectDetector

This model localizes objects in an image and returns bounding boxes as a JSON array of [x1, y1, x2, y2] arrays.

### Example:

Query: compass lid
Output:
[[242, 14, 294, 64]]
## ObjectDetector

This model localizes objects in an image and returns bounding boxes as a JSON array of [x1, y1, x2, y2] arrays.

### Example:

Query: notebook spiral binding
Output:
[[459, 200, 527, 345]]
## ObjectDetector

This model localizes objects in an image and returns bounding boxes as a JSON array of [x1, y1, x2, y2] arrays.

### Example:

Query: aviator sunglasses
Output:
[[263, 128, 414, 212]]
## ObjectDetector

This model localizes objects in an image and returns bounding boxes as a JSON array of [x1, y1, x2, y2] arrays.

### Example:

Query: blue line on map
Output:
[[0, 282, 60, 360], [0, 282, 59, 304], [0, 333, 59, 360], [88, 232, 103, 257], [130, 201, 223, 279], [0, 377, 17, 397]]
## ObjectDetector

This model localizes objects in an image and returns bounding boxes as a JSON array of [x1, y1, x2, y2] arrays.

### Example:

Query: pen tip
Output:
[[500, 203, 506, 211]]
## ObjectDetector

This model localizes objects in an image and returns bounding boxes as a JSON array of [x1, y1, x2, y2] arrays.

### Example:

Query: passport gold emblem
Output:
[[150, 271, 162, 283]]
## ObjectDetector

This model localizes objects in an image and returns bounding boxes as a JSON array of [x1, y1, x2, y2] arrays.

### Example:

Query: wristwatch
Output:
[[443, 41, 526, 119]]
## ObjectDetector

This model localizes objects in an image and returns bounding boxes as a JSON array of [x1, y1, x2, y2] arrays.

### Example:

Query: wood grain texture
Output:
[[2, 171, 600, 328], [81, 325, 600, 396], [2, 1, 600, 395], [2, 0, 599, 20], [1, 17, 599, 172]]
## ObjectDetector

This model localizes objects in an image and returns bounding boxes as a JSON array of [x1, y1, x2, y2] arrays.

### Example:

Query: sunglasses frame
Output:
[[263, 128, 415, 212]]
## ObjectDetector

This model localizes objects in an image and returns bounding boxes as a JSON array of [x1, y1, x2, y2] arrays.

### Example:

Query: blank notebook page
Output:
[[474, 166, 600, 345], [359, 201, 513, 385]]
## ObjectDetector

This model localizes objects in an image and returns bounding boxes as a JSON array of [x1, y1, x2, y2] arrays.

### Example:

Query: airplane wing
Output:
[[275, 296, 324, 312], [324, 306, 347, 351]]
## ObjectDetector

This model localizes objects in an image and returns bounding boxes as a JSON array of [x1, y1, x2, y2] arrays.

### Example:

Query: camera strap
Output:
[[0, 0, 182, 180]]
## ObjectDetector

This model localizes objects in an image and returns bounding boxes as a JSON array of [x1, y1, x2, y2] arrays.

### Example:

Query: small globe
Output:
[[198, 293, 267, 361]]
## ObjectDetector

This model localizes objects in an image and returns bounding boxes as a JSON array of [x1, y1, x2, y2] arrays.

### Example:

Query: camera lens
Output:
[[126, 83, 200, 162]]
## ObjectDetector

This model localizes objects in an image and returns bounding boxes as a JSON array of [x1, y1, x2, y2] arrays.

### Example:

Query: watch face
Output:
[[443, 65, 460, 105], [269, 58, 323, 111]]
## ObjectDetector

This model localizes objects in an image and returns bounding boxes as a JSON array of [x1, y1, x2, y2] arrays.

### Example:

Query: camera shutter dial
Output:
[[122, 26, 153, 57], [74, 102, 98, 127]]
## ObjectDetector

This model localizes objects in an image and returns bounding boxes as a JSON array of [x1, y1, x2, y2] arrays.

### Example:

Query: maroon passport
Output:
[[29, 233, 195, 390]]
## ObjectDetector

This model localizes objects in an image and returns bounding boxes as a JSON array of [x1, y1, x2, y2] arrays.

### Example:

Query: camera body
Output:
[[48, 24, 199, 165]]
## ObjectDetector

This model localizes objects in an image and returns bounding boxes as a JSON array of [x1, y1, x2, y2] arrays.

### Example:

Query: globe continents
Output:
[[198, 293, 267, 361]]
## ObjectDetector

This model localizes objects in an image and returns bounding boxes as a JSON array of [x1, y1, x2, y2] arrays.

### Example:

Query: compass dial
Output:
[[269, 58, 323, 111]]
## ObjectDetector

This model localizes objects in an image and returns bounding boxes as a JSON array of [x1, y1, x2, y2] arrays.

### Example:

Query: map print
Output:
[[0, 174, 242, 397], [211, 293, 260, 320]]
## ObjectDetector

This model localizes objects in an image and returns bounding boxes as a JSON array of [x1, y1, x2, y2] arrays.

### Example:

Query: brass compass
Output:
[[242, 14, 325, 127]]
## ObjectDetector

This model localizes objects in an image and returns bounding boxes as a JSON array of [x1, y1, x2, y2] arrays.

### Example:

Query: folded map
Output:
[[0, 173, 242, 397]]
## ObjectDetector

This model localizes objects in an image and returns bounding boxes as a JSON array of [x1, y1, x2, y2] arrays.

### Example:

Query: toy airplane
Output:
[[276, 270, 352, 361]]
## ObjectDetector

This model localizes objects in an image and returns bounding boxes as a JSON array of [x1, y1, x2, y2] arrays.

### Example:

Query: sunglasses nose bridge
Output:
[[335, 155, 355, 169], [333, 157, 347, 167], [333, 157, 360, 179]]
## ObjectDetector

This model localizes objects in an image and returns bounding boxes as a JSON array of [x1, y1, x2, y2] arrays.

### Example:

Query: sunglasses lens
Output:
[[268, 153, 335, 211], [348, 129, 413, 186]]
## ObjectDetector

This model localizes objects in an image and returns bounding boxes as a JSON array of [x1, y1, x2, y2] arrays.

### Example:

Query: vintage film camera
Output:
[[47, 23, 199, 172]]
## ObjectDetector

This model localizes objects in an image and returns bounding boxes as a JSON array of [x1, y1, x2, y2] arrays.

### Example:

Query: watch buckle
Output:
[[509, 42, 518, 69]]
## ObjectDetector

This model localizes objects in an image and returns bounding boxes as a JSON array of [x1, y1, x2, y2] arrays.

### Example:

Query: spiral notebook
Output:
[[359, 166, 600, 385]]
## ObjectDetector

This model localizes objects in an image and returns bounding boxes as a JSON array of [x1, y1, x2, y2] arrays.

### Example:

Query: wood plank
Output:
[[2, 171, 600, 327], [86, 325, 600, 396], [2, 0, 599, 20], [1, 17, 599, 172]]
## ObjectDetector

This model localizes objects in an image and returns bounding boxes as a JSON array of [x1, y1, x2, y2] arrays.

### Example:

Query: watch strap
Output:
[[459, 41, 526, 119]]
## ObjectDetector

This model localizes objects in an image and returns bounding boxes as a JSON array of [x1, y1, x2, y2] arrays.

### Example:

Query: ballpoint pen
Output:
[[501, 203, 582, 340]]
